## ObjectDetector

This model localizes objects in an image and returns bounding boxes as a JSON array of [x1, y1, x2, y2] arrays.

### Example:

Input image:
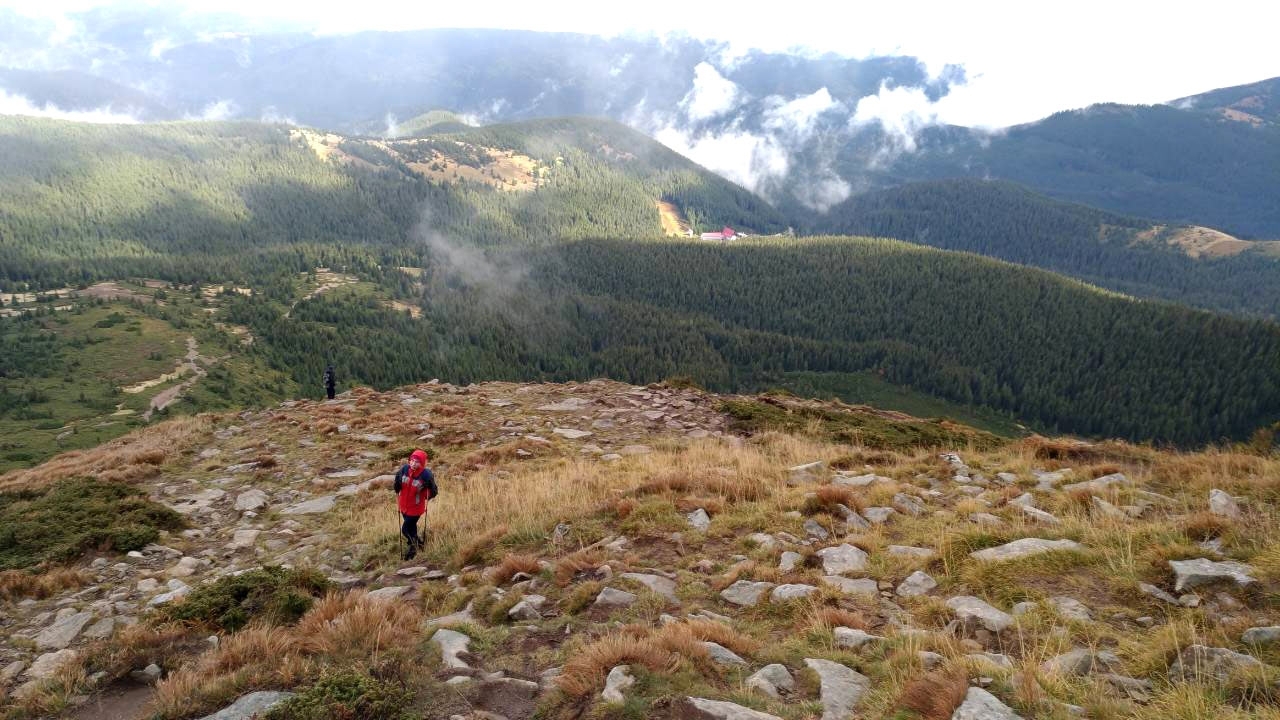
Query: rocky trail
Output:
[[2, 380, 1278, 720]]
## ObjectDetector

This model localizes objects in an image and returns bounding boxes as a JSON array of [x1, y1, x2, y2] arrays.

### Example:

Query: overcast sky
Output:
[[5, 0, 1278, 128]]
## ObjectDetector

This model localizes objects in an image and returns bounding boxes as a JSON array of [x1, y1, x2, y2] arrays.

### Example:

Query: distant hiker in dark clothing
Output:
[[393, 449, 437, 560], [323, 364, 336, 400]]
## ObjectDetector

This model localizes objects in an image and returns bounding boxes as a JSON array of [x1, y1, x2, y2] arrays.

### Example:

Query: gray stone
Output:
[[1168, 558, 1256, 592], [167, 555, 203, 578], [789, 460, 828, 485], [886, 545, 935, 560], [832, 473, 890, 488], [594, 587, 638, 607], [1019, 506, 1059, 524], [720, 580, 775, 607], [779, 551, 803, 572], [2, 660, 26, 684], [862, 506, 896, 524], [969, 538, 1083, 562], [195, 691, 296, 720], [896, 571, 937, 598], [834, 504, 870, 530], [746, 663, 794, 698], [131, 663, 163, 682], [82, 616, 116, 640], [746, 533, 779, 551], [946, 596, 1015, 632], [1138, 582, 1179, 605], [1061, 472, 1128, 494], [362, 433, 393, 443], [918, 651, 944, 670], [1090, 496, 1127, 520], [1209, 489, 1243, 519], [770, 584, 820, 602], [234, 489, 268, 511], [229, 528, 260, 550], [1243, 626, 1280, 646], [1040, 648, 1118, 676], [1011, 601, 1037, 616], [24, 649, 78, 680], [968, 512, 1004, 526], [1099, 673, 1153, 702], [431, 628, 472, 669], [804, 518, 831, 540], [552, 427, 593, 440], [1050, 596, 1092, 622], [620, 572, 678, 603], [816, 544, 869, 575], [280, 495, 337, 515], [601, 665, 635, 703], [821, 576, 879, 596], [833, 627, 883, 650], [687, 508, 711, 532], [366, 586, 414, 601], [703, 641, 747, 665], [951, 686, 1023, 719], [1168, 644, 1262, 682], [804, 658, 871, 720], [507, 595, 546, 621], [687, 697, 782, 720], [537, 398, 589, 412], [893, 493, 927, 516], [36, 610, 93, 650], [996, 473, 1020, 485], [967, 652, 1014, 669], [1007, 493, 1035, 507]]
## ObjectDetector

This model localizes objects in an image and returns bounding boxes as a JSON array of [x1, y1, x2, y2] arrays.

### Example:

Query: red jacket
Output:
[[394, 451, 437, 516]]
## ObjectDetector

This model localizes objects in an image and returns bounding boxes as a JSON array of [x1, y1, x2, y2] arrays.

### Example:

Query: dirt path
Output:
[[143, 337, 208, 421]]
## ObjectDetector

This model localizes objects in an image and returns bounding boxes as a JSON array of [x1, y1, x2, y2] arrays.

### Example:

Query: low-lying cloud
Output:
[[0, 89, 141, 123]]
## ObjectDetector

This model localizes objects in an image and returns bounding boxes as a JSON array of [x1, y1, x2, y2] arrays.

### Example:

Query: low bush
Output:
[[154, 566, 331, 632]]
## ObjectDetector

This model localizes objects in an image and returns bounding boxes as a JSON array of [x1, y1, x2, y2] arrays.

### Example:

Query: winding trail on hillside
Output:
[[142, 337, 209, 421]]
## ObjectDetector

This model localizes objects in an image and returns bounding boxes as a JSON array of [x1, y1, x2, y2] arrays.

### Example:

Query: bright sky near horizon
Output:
[[5, 0, 1278, 128]]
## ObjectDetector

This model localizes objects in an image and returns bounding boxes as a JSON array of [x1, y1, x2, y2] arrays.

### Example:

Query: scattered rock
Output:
[[1040, 648, 1118, 676], [595, 587, 638, 607], [789, 461, 828, 485], [834, 627, 883, 650], [803, 518, 831, 540], [1019, 506, 1059, 524], [969, 538, 1083, 562], [195, 691, 297, 720], [816, 544, 869, 575], [770, 584, 820, 602], [1209, 489, 1243, 519], [686, 697, 782, 720], [229, 528, 261, 550], [861, 507, 896, 524], [886, 545, 935, 560], [552, 428, 592, 440], [779, 551, 803, 572], [1168, 644, 1262, 682], [507, 595, 546, 621], [951, 686, 1023, 720], [131, 663, 163, 682], [804, 658, 871, 720], [23, 649, 79, 680], [601, 665, 635, 703], [620, 572, 678, 603], [746, 664, 794, 699], [1090, 496, 1127, 520], [688, 508, 711, 532], [832, 473, 890, 488], [431, 628, 472, 669], [704, 641, 747, 666], [947, 596, 1015, 632], [234, 489, 269, 511], [720, 580, 776, 607], [36, 610, 93, 650], [1138, 582, 1180, 605], [821, 576, 879, 596], [1242, 626, 1280, 647], [366, 586, 414, 601], [896, 571, 937, 598], [1168, 558, 1256, 592], [1061, 472, 1128, 494], [1049, 597, 1092, 622], [893, 493, 927, 516], [280, 495, 337, 515]]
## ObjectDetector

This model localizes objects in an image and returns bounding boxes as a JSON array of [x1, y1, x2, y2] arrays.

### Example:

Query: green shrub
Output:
[[0, 478, 186, 570], [154, 566, 331, 632], [263, 669, 416, 720]]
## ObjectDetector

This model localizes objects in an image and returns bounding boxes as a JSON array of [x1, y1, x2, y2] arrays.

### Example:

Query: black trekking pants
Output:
[[401, 513, 423, 546]]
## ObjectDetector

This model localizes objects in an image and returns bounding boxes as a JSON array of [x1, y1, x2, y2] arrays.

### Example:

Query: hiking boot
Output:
[[403, 545, 416, 561]]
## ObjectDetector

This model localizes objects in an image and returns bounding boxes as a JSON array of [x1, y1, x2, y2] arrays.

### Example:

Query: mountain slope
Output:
[[809, 179, 1280, 318]]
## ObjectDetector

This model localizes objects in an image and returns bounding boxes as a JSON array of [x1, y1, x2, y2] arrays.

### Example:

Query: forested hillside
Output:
[[811, 179, 1280, 318], [222, 237, 1280, 445], [0, 116, 783, 290], [874, 104, 1280, 238]]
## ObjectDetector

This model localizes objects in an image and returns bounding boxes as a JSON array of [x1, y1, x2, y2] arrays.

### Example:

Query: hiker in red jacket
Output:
[[393, 449, 437, 560]]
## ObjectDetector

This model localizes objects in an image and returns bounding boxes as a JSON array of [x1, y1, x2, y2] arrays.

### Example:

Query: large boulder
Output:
[[950, 687, 1023, 719], [816, 544, 869, 575], [746, 664, 794, 699], [36, 610, 94, 650], [195, 691, 296, 720], [804, 658, 871, 720], [1208, 489, 1243, 519], [969, 538, 1083, 562], [720, 580, 776, 607], [946, 596, 1015, 632], [1168, 558, 1256, 592], [687, 697, 783, 720], [1168, 645, 1262, 682]]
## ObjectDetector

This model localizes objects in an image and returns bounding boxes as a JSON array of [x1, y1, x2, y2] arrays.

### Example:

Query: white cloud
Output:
[[259, 106, 296, 125], [654, 124, 787, 197], [0, 89, 140, 123], [680, 62, 743, 122], [185, 99, 237, 120], [850, 83, 940, 154], [762, 87, 843, 142]]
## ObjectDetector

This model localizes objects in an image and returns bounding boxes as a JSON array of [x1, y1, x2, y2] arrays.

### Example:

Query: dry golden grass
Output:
[[0, 415, 211, 491], [554, 549, 606, 586], [0, 567, 89, 601], [614, 497, 638, 519], [1181, 511, 1233, 541], [681, 619, 761, 656], [896, 667, 969, 720], [451, 525, 509, 568], [556, 634, 676, 696], [485, 553, 542, 584], [807, 606, 870, 632]]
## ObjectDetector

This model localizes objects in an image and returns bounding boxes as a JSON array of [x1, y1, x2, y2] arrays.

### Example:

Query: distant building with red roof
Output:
[[700, 226, 737, 241]]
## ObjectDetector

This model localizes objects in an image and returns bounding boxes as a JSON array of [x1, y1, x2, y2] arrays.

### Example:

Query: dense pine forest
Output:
[[2, 115, 1279, 451], [811, 179, 1280, 319]]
